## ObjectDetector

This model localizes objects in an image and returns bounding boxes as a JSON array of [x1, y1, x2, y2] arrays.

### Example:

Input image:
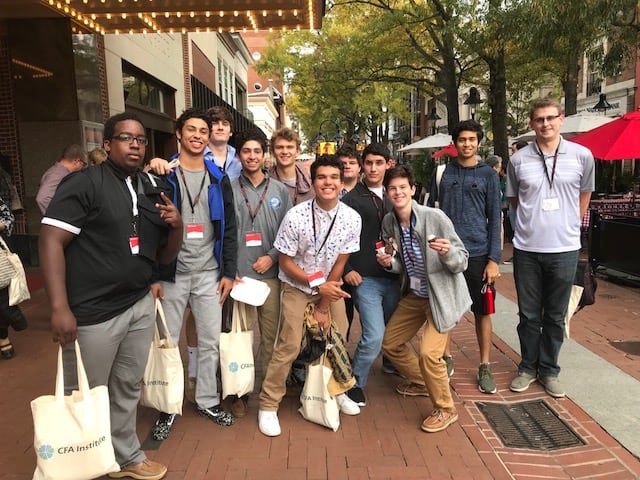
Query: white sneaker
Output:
[[336, 393, 361, 416], [258, 410, 281, 437]]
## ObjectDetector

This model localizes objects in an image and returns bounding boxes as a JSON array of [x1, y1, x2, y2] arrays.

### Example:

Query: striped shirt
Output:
[[400, 224, 429, 297]]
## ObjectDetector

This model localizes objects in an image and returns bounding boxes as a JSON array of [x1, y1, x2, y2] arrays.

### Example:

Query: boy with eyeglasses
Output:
[[40, 112, 183, 480], [507, 98, 594, 398]]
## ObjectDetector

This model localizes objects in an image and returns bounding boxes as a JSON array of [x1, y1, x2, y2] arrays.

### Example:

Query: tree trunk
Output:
[[440, 31, 460, 133], [487, 49, 510, 165], [562, 53, 580, 116]]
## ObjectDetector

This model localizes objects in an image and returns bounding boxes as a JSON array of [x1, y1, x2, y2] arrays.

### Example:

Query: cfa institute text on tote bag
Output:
[[140, 299, 184, 415], [219, 300, 255, 398], [31, 341, 119, 480]]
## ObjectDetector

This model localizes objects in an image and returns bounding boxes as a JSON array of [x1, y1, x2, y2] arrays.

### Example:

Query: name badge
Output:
[[307, 271, 326, 288], [186, 223, 204, 239], [245, 232, 263, 247], [129, 236, 139, 255], [542, 197, 560, 211], [410, 276, 421, 291]]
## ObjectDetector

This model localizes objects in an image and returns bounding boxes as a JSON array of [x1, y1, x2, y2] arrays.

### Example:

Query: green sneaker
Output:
[[477, 363, 497, 394], [442, 355, 454, 378]]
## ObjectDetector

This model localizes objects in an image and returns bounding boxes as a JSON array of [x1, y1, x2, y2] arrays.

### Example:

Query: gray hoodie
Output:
[[382, 201, 472, 332]]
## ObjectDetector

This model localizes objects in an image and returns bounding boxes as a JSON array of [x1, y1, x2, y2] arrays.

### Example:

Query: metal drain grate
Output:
[[477, 400, 585, 450]]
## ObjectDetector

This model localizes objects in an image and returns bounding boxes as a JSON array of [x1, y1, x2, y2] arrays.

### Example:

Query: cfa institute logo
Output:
[[228, 362, 239, 373], [37, 444, 54, 460]]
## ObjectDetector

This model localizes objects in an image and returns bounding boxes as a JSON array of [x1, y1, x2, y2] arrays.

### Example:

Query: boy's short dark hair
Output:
[[235, 128, 268, 154], [384, 165, 415, 188], [335, 143, 361, 164], [361, 142, 391, 162], [207, 106, 234, 130], [104, 112, 144, 142], [451, 120, 484, 143], [176, 107, 211, 133], [311, 154, 344, 182]]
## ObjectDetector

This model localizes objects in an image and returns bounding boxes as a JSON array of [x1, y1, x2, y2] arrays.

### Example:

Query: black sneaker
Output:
[[346, 386, 366, 407], [152, 413, 176, 441], [198, 404, 235, 426]]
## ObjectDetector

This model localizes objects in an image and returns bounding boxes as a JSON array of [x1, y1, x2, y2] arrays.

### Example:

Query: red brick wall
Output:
[[192, 42, 217, 94], [0, 21, 26, 233], [182, 34, 191, 108], [97, 34, 110, 121]]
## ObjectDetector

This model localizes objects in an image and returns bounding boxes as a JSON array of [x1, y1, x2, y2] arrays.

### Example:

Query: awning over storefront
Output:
[[0, 0, 326, 33]]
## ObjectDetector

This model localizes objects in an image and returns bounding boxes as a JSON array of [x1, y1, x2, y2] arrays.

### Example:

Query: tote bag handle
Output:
[[54, 340, 91, 404]]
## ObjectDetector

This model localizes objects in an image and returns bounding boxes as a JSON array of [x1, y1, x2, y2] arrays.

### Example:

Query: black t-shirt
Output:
[[43, 160, 171, 325]]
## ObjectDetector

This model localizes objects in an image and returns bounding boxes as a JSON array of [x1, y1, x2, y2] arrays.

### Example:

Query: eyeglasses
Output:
[[111, 133, 149, 145], [532, 115, 561, 125]]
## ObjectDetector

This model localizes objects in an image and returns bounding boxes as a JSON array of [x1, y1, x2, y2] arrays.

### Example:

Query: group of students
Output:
[[38, 96, 594, 480]]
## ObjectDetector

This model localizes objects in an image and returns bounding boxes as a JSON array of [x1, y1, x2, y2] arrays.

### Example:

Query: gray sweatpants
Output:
[[63, 292, 155, 468], [160, 269, 222, 409]]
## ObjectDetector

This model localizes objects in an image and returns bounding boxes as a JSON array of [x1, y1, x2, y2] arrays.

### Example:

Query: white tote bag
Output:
[[31, 341, 119, 480], [219, 301, 255, 399], [140, 299, 184, 415], [298, 353, 340, 432], [0, 236, 30, 305]]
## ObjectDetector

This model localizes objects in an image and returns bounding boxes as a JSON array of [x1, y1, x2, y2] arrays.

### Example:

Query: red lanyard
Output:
[[239, 176, 270, 224], [311, 200, 339, 258], [178, 166, 207, 215]]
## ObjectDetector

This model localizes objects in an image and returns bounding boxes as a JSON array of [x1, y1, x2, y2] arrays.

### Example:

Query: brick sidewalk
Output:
[[1, 271, 640, 479]]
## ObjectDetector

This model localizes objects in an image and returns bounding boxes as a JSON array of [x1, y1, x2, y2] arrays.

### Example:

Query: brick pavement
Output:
[[1, 264, 639, 479]]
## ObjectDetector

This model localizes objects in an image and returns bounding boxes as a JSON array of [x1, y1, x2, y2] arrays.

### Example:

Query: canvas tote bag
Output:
[[0, 235, 30, 305], [31, 341, 119, 480], [219, 300, 255, 399], [298, 351, 340, 432], [140, 299, 184, 415]]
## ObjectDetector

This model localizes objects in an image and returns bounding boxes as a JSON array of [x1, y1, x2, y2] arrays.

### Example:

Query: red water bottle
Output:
[[483, 282, 495, 315]]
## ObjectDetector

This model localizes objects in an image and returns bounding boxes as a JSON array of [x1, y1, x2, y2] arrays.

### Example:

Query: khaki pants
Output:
[[382, 293, 455, 413], [259, 283, 347, 411]]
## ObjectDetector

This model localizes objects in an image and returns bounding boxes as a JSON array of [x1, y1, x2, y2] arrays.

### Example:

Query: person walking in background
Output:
[[341, 143, 400, 406], [503, 141, 529, 264], [36, 144, 87, 214], [427, 120, 502, 394], [229, 128, 291, 417], [88, 147, 107, 166], [39, 112, 183, 480], [0, 197, 27, 360], [485, 154, 506, 249], [380, 165, 471, 433], [507, 98, 594, 398]]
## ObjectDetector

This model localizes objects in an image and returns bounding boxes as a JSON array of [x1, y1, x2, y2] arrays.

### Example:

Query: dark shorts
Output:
[[463, 255, 491, 316]]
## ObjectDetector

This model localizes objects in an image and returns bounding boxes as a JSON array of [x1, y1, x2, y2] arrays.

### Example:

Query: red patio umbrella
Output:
[[432, 143, 458, 158], [569, 111, 640, 160]]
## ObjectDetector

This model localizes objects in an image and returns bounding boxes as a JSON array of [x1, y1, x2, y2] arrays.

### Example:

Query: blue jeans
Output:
[[352, 276, 401, 387], [513, 248, 579, 378]]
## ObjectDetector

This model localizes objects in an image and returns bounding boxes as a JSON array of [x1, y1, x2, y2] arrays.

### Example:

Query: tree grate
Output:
[[476, 400, 585, 450]]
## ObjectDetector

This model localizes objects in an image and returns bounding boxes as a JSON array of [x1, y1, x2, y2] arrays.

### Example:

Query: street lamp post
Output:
[[464, 87, 482, 120], [426, 107, 441, 135], [312, 118, 363, 154], [593, 93, 613, 115]]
